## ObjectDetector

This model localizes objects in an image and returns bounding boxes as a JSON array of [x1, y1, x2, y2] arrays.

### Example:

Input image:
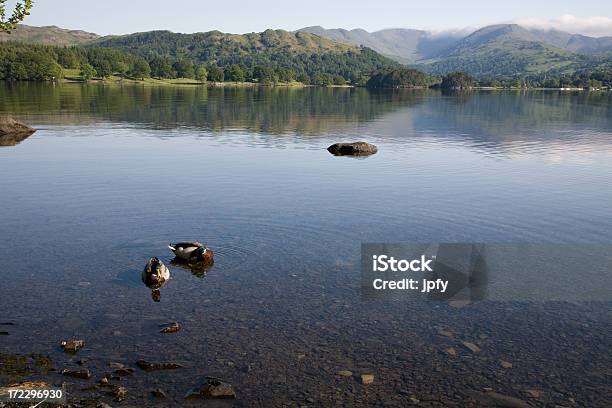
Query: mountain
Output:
[[422, 24, 591, 78], [527, 29, 612, 55], [300, 24, 612, 78], [90, 29, 399, 81], [0, 24, 99, 45], [297, 26, 430, 63], [297, 26, 465, 63], [298, 24, 612, 64]]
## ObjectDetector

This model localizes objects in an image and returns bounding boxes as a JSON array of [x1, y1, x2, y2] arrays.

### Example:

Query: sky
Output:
[[14, 0, 612, 36]]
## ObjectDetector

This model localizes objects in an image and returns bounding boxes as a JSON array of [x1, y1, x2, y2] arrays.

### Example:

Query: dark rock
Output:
[[151, 388, 167, 398], [185, 377, 236, 399], [62, 368, 91, 379], [136, 360, 182, 372], [327, 142, 378, 157], [160, 322, 180, 333], [114, 368, 134, 376]]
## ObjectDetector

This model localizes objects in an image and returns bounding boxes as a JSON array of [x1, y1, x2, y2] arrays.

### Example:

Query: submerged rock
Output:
[[185, 377, 236, 399], [151, 388, 167, 398], [0, 117, 36, 146], [62, 368, 91, 379], [475, 391, 531, 408], [114, 367, 134, 376], [327, 142, 378, 156], [136, 360, 182, 372]]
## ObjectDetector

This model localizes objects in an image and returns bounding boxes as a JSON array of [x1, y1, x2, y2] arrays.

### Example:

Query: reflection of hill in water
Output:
[[0, 83, 424, 135], [407, 91, 612, 154], [1, 84, 611, 154]]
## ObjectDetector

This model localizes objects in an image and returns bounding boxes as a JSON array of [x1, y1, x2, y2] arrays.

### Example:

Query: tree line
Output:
[[1, 42, 611, 90]]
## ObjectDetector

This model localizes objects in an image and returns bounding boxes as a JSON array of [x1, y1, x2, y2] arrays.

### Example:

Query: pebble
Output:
[[336, 370, 352, 377], [500, 360, 513, 369], [445, 347, 457, 356], [525, 389, 543, 398], [462, 341, 481, 353], [437, 330, 453, 338], [360, 374, 374, 385]]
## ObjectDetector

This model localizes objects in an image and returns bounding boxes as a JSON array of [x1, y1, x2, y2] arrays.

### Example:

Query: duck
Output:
[[168, 241, 214, 264], [142, 257, 170, 289]]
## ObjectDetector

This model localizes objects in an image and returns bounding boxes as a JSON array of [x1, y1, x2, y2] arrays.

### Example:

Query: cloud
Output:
[[515, 14, 612, 37]]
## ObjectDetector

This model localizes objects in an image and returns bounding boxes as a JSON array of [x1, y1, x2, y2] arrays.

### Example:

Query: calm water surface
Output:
[[0, 84, 611, 407]]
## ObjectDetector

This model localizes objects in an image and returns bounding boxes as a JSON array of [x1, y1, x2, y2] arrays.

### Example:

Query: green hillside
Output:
[[420, 25, 596, 79], [0, 24, 99, 45], [90, 29, 399, 83]]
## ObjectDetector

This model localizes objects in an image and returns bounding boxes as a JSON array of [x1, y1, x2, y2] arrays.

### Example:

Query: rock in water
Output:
[[0, 117, 36, 146], [185, 377, 236, 399], [61, 368, 91, 379], [61, 339, 85, 352], [475, 391, 531, 408], [136, 359, 182, 372], [327, 142, 378, 156]]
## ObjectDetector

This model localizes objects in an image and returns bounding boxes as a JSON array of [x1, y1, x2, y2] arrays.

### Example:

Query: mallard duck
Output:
[[142, 257, 170, 289], [168, 242, 214, 264]]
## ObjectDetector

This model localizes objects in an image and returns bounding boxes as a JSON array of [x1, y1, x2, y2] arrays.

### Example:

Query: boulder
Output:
[[0, 117, 35, 146], [327, 142, 377, 156]]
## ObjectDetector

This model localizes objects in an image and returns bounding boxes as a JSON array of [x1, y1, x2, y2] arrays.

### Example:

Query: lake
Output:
[[0, 83, 611, 407]]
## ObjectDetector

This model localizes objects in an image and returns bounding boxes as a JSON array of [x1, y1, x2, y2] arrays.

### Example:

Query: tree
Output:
[[195, 65, 208, 83], [224, 64, 245, 82], [0, 0, 33, 33], [130, 58, 151, 80], [93, 59, 113, 78], [149, 55, 173, 78], [276, 67, 295, 83], [57, 47, 79, 69], [207, 65, 224, 82], [366, 68, 429, 89], [440, 72, 475, 90], [173, 59, 195, 78], [253, 66, 277, 84], [80, 63, 97, 81]]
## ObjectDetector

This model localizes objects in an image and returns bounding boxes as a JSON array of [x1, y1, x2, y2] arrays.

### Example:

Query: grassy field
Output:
[[61, 69, 307, 87]]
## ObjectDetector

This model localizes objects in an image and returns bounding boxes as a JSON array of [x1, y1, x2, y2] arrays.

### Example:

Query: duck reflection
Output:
[[170, 257, 214, 277]]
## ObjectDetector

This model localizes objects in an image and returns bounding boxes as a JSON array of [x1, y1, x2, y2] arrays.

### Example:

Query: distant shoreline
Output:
[[0, 79, 605, 92]]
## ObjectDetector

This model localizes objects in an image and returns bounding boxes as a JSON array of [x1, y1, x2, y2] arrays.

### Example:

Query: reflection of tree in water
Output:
[[0, 83, 425, 135]]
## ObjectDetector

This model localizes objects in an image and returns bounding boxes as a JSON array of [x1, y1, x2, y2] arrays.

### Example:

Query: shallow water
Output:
[[0, 84, 611, 407]]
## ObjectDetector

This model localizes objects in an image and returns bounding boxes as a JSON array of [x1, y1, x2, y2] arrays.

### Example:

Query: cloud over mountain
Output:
[[515, 15, 612, 37]]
